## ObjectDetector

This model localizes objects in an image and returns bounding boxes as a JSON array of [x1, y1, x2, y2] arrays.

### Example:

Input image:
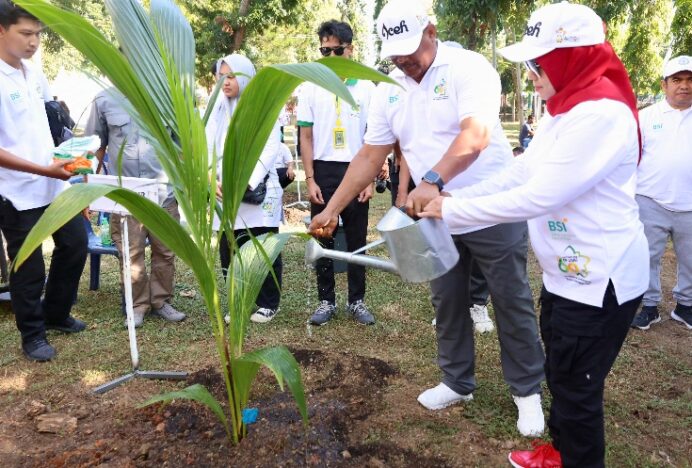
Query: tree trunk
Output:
[[490, 19, 497, 69], [233, 0, 253, 51], [515, 62, 524, 126]]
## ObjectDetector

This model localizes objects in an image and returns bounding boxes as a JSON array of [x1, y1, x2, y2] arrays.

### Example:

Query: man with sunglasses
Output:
[[309, 0, 545, 437], [298, 20, 376, 326]]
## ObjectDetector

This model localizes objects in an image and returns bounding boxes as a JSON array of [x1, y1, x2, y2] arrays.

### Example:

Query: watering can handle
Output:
[[350, 237, 386, 255]]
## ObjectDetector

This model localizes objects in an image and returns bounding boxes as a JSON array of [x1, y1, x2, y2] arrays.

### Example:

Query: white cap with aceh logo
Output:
[[663, 56, 692, 79], [376, 0, 430, 58], [499, 1, 605, 63]]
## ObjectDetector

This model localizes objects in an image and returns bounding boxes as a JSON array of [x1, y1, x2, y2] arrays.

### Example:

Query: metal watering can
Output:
[[305, 207, 459, 283]]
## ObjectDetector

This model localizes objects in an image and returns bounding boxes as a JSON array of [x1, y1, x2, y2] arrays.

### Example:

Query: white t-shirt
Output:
[[364, 42, 513, 234], [275, 142, 293, 169], [0, 59, 65, 210], [234, 123, 283, 229], [636, 99, 692, 211], [442, 99, 649, 307], [296, 78, 374, 162]]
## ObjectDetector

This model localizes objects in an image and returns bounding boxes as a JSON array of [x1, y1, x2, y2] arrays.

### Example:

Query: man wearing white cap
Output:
[[309, 0, 546, 438], [631, 55, 692, 331], [417, 2, 647, 467]]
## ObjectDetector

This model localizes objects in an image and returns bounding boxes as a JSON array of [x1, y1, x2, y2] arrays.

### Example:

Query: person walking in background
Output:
[[631, 55, 692, 331], [519, 114, 534, 148], [0, 1, 87, 361], [275, 142, 295, 189], [85, 89, 186, 328], [419, 3, 647, 466], [309, 0, 545, 438], [298, 20, 376, 326], [206, 53, 284, 324]]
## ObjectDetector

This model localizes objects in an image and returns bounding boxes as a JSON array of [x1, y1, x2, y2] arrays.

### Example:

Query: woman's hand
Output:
[[418, 194, 450, 220]]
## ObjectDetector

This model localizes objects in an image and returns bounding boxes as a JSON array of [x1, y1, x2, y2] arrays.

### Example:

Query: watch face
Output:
[[424, 170, 443, 189]]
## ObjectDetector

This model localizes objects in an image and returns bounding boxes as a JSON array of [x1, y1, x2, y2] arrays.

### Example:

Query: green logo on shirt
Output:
[[558, 245, 591, 278], [10, 91, 21, 101]]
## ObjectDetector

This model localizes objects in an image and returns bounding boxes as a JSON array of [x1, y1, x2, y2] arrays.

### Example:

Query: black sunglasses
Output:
[[319, 45, 348, 57], [524, 59, 542, 75]]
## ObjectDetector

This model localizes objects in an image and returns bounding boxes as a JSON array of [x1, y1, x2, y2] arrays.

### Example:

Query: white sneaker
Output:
[[250, 307, 279, 323], [152, 303, 186, 322], [513, 393, 545, 437], [123, 310, 145, 328], [470, 304, 494, 333], [417, 383, 473, 410]]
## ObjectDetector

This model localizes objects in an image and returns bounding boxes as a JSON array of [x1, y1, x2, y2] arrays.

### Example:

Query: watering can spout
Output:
[[305, 239, 398, 274]]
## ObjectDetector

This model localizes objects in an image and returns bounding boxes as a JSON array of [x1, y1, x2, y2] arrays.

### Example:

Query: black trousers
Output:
[[0, 196, 86, 343], [219, 226, 282, 310], [311, 160, 368, 304], [540, 283, 640, 468]]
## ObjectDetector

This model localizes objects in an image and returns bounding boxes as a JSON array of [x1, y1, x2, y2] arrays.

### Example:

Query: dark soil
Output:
[[3, 349, 450, 467]]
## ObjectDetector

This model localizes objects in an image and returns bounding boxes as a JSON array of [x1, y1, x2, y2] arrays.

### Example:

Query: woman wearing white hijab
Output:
[[206, 53, 284, 324]]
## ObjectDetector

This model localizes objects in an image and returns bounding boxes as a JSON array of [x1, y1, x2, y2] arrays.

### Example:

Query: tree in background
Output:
[[40, 0, 114, 79], [245, 0, 369, 71], [619, 0, 673, 95], [180, 0, 306, 89], [669, 0, 691, 57]]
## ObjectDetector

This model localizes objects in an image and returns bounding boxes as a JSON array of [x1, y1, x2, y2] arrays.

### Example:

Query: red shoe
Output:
[[508, 441, 562, 467]]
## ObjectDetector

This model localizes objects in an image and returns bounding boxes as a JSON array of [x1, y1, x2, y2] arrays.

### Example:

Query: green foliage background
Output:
[[41, 0, 688, 101]]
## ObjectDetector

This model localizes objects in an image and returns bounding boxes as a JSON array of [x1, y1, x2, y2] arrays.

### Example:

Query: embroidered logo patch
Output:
[[432, 78, 448, 100], [525, 21, 542, 38], [381, 20, 409, 39], [558, 245, 592, 284]]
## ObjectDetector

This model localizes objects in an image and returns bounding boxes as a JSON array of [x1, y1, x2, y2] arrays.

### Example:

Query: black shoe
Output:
[[23, 338, 56, 362], [671, 303, 692, 329], [45, 316, 87, 333], [631, 306, 661, 330]]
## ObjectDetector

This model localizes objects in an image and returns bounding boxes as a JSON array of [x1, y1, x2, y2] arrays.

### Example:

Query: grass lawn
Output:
[[1, 128, 690, 465]]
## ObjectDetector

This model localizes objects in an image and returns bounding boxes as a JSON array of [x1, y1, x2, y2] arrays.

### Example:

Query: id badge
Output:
[[333, 127, 346, 149]]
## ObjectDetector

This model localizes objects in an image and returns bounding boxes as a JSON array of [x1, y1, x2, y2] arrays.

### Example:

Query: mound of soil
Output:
[[12, 349, 449, 467]]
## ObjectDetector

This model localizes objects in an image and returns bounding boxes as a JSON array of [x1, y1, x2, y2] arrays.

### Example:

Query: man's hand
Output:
[[405, 182, 440, 217], [309, 211, 338, 238], [395, 189, 409, 209], [216, 181, 223, 200], [357, 183, 373, 203], [307, 178, 324, 205], [378, 160, 389, 181], [45, 159, 76, 180], [287, 166, 295, 180]]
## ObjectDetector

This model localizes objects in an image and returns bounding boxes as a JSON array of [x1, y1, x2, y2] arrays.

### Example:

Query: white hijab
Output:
[[206, 53, 256, 161]]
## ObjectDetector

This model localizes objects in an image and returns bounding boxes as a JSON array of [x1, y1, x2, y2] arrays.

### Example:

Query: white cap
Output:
[[499, 2, 605, 63], [663, 55, 692, 79], [376, 0, 430, 58]]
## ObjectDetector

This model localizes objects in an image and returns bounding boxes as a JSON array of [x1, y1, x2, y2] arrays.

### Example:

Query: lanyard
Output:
[[335, 95, 342, 127]]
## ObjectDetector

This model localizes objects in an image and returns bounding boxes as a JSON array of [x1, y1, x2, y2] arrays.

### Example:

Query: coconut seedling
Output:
[[13, 0, 394, 444]]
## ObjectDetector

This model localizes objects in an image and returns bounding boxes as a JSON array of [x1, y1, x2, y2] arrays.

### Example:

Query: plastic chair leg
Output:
[[90, 253, 101, 290]]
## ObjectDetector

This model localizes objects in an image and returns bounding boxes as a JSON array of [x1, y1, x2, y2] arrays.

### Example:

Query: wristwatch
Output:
[[422, 170, 444, 191]]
